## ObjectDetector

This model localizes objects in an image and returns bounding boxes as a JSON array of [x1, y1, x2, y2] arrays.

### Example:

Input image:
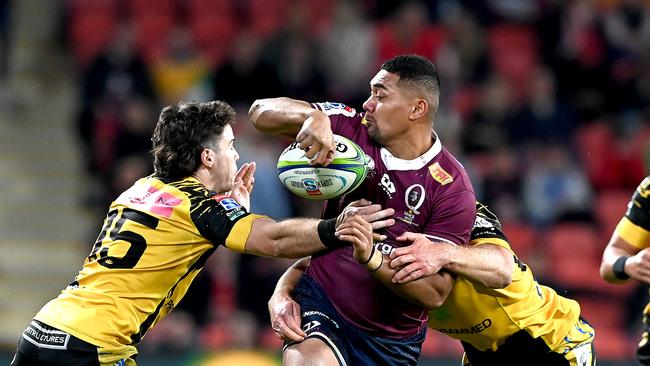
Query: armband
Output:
[[362, 244, 383, 272], [612, 256, 630, 280], [317, 218, 346, 248]]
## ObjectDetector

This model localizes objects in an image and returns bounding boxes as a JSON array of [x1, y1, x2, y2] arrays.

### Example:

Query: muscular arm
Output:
[[269, 258, 311, 341], [442, 243, 513, 288], [243, 217, 327, 258], [249, 97, 314, 137], [390, 234, 513, 289], [249, 97, 334, 165]]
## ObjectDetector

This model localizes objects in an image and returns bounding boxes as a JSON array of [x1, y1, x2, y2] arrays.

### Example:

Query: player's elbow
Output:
[[485, 269, 512, 289], [424, 293, 448, 310], [248, 99, 266, 129]]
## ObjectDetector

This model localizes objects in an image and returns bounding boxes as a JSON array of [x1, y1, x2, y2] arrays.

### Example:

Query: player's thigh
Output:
[[284, 338, 340, 366]]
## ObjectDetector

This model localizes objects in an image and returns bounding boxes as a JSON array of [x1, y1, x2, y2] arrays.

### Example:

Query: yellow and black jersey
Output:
[[35, 176, 266, 348], [614, 175, 650, 250], [428, 202, 582, 352]]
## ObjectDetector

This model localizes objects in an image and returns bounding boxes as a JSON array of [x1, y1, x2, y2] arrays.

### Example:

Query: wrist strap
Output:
[[317, 218, 346, 248], [365, 245, 383, 272], [613, 256, 630, 280]]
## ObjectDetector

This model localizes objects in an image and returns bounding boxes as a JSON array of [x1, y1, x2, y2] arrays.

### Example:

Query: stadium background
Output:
[[0, 0, 649, 364]]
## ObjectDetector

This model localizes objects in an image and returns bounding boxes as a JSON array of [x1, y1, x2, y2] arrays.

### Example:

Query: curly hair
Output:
[[151, 101, 236, 180]]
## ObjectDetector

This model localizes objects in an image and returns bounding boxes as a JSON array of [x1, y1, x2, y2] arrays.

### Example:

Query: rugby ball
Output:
[[277, 135, 369, 200]]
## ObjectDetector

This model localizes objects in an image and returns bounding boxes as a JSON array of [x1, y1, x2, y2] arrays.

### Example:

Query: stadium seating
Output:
[[594, 190, 631, 236], [486, 24, 539, 100], [501, 221, 537, 262]]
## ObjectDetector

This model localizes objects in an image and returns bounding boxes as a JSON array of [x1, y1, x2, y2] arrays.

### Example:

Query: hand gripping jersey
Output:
[[428, 202, 584, 353], [306, 102, 476, 338], [34, 176, 265, 347]]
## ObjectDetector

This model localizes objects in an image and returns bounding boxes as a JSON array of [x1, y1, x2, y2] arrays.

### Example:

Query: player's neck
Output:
[[384, 131, 434, 160]]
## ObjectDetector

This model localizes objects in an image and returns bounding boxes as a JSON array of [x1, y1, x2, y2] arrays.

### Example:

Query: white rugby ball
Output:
[[277, 135, 369, 200]]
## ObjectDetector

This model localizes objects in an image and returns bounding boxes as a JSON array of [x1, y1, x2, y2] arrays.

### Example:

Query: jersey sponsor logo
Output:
[[436, 319, 492, 335], [313, 102, 356, 117], [428, 162, 453, 185], [121, 185, 182, 218], [379, 173, 396, 199], [23, 322, 70, 350], [214, 195, 246, 221]]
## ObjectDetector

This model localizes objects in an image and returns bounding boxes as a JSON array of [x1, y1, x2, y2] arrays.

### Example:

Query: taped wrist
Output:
[[362, 244, 383, 272], [317, 218, 346, 248], [613, 255, 630, 280]]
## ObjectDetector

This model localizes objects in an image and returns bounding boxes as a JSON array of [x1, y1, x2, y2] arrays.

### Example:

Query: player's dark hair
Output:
[[152, 101, 236, 179], [381, 54, 441, 95]]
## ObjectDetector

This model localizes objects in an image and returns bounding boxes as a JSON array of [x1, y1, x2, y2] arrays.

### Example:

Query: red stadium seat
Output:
[[189, 14, 237, 67], [486, 24, 539, 100], [578, 297, 635, 360], [594, 190, 631, 236], [247, 0, 288, 38], [133, 13, 175, 64], [501, 221, 537, 262], [375, 23, 447, 67], [127, 0, 175, 17], [544, 223, 635, 296], [187, 0, 234, 18], [69, 12, 118, 68], [574, 122, 626, 190]]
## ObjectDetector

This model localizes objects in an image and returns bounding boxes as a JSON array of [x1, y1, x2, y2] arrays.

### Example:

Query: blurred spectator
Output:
[[321, 0, 376, 105], [506, 67, 575, 149], [480, 147, 524, 223], [213, 33, 280, 108], [151, 28, 212, 105], [261, 1, 326, 100], [522, 144, 593, 226], [461, 76, 516, 154], [77, 24, 155, 153], [113, 97, 156, 162], [374, 0, 445, 66]]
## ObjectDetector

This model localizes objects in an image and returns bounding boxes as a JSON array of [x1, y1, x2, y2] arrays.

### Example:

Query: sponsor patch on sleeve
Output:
[[213, 194, 246, 221], [311, 102, 356, 117], [428, 162, 453, 185]]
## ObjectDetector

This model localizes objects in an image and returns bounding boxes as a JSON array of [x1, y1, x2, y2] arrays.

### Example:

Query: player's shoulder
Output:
[[470, 202, 508, 243], [626, 175, 650, 222], [427, 147, 474, 193]]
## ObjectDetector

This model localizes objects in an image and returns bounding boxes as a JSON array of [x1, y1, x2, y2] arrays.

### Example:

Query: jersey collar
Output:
[[380, 132, 442, 171]]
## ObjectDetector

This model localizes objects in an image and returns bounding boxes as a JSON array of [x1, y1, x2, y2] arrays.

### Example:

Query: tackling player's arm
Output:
[[249, 97, 334, 166], [234, 200, 395, 259], [390, 202, 514, 289], [338, 216, 454, 310], [600, 178, 650, 283]]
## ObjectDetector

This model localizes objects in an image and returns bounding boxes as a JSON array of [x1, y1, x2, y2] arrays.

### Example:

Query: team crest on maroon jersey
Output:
[[399, 184, 425, 225]]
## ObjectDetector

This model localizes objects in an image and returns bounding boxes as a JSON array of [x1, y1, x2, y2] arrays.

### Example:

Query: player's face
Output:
[[210, 124, 240, 192], [362, 70, 414, 145]]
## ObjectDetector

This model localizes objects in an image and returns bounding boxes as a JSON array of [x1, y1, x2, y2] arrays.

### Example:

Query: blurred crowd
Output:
[[63, 0, 650, 360]]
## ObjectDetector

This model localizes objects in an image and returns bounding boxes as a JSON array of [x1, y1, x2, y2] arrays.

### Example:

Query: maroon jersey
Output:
[[306, 102, 476, 338]]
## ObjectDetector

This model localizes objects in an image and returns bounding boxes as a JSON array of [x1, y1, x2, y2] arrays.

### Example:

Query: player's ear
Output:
[[200, 148, 214, 168], [409, 99, 428, 120]]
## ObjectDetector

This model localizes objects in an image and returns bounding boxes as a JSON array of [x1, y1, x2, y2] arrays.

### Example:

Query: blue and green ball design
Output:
[[277, 135, 369, 200]]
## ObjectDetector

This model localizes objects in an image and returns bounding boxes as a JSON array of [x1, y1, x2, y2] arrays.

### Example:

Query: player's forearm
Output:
[[249, 97, 315, 137], [246, 218, 327, 258], [444, 244, 513, 288], [372, 254, 453, 309], [600, 235, 637, 283], [273, 258, 311, 297]]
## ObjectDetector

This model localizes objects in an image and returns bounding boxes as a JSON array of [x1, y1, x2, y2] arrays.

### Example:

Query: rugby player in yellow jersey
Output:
[[601, 175, 650, 365], [10, 101, 393, 366], [270, 202, 596, 366]]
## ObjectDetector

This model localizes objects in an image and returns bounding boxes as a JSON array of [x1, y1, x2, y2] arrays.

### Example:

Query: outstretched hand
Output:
[[390, 232, 451, 284], [230, 162, 256, 211]]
